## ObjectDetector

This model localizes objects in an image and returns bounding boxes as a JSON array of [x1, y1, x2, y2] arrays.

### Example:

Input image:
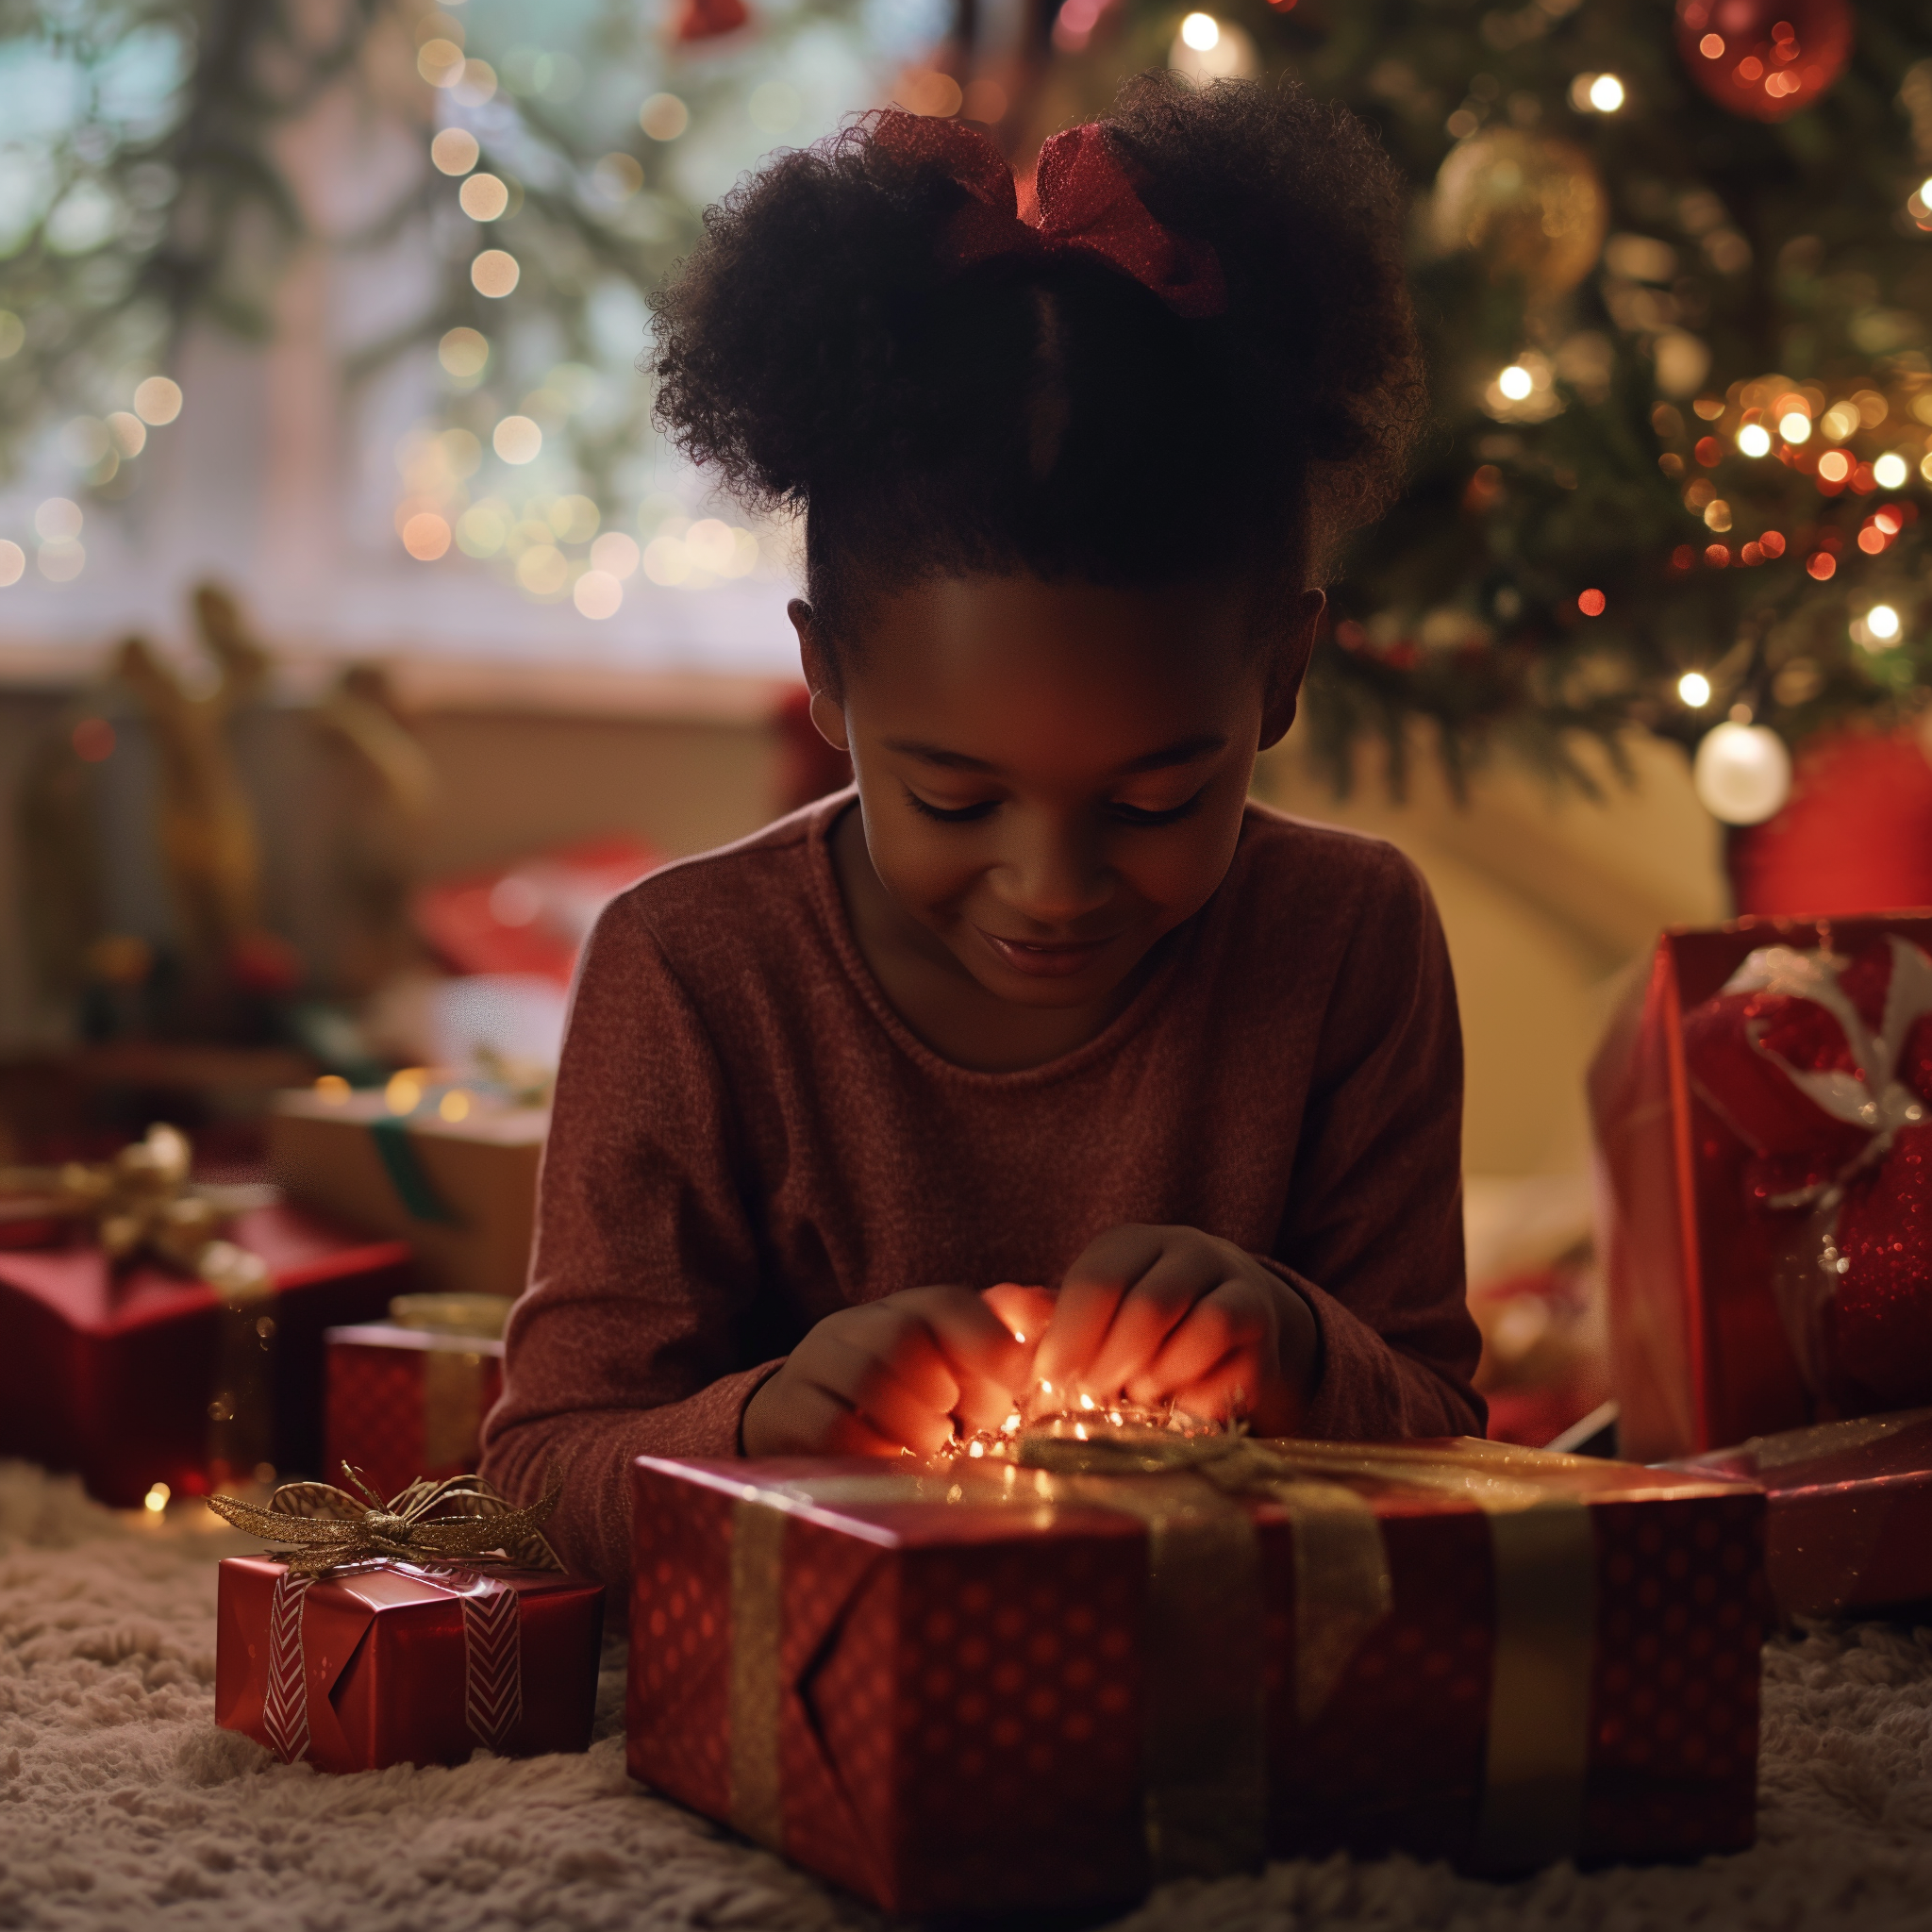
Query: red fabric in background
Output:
[[1728, 726, 1932, 917]]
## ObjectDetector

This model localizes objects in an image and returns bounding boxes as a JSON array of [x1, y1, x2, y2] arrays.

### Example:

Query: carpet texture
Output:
[[4, 1460, 1932, 1932]]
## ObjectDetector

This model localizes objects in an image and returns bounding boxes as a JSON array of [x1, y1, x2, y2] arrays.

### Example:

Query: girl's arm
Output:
[[478, 896, 777, 1590]]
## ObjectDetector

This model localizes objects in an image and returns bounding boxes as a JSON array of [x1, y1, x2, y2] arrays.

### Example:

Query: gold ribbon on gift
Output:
[[206, 1469, 564, 1578], [0, 1123, 280, 1482], [722, 1432, 1598, 1880]]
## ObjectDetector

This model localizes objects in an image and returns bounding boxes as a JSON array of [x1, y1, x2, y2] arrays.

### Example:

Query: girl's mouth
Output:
[[977, 930, 1116, 978]]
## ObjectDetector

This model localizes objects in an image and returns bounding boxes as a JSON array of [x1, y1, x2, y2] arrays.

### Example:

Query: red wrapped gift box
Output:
[[1589, 912, 1932, 1461], [216, 1556, 603, 1772], [1670, 1407, 1932, 1618], [626, 1439, 1767, 1913], [0, 1204, 412, 1506], [325, 1322, 505, 1503]]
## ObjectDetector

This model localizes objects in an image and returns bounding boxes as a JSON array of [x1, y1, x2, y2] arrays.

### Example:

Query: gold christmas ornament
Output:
[[1431, 129, 1608, 299]]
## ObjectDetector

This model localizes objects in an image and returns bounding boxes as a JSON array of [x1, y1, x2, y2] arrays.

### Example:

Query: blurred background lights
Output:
[[749, 81, 801, 134], [431, 128, 480, 175], [132, 376, 182, 425], [1497, 363, 1535, 402], [0, 541, 24, 588], [1692, 720, 1792, 824], [471, 250, 520, 297], [1778, 409, 1811, 442], [1874, 452, 1910, 489], [1678, 671, 1712, 708], [439, 327, 489, 380], [573, 569, 624, 619], [1817, 450, 1852, 483], [458, 173, 509, 221], [590, 531, 641, 578], [492, 415, 542, 464], [419, 37, 464, 87], [1864, 602, 1902, 644], [1736, 423, 1772, 458], [107, 411, 146, 458], [35, 499, 82, 542], [516, 544, 569, 595], [640, 92, 689, 140], [593, 153, 644, 200], [0, 311, 23, 358], [402, 512, 452, 560], [1577, 588, 1606, 616], [143, 1483, 169, 1514], [1587, 74, 1625, 111], [1180, 12, 1220, 49]]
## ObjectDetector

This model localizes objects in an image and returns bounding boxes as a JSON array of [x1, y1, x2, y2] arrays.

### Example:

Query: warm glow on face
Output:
[[431, 127, 480, 175], [1737, 423, 1772, 458], [1678, 671, 1712, 708], [1778, 411, 1811, 443], [1497, 363, 1534, 402], [1874, 452, 1910, 489], [1180, 11, 1220, 48], [1588, 73, 1625, 111]]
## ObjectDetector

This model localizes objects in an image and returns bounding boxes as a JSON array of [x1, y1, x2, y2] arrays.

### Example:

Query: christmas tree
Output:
[[992, 0, 1932, 823]]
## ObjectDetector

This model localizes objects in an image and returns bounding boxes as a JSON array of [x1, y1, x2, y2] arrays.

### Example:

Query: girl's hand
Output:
[[1031, 1224, 1319, 1436], [741, 1285, 1033, 1457]]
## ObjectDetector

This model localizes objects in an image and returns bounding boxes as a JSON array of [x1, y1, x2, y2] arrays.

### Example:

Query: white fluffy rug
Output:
[[4, 1461, 1932, 1932]]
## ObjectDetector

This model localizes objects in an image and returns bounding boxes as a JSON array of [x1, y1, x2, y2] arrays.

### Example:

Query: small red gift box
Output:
[[216, 1555, 604, 1772], [1669, 1407, 1932, 1618], [325, 1303, 507, 1503], [1589, 912, 1932, 1460], [626, 1439, 1766, 1913], [0, 1203, 411, 1507]]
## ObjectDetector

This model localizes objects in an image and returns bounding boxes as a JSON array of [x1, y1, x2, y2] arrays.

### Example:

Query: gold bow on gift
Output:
[[0, 1122, 270, 1296], [207, 1470, 564, 1579]]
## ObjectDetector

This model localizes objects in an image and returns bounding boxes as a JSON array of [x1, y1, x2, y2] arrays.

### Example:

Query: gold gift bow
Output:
[[0, 1121, 271, 1298], [206, 1469, 564, 1579], [724, 1432, 1597, 1881]]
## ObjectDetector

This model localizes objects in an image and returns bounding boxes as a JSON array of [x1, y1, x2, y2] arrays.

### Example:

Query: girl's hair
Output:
[[648, 75, 1424, 641]]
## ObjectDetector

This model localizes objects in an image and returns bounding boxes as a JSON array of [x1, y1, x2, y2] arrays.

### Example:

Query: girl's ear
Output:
[[1259, 590, 1324, 750], [789, 599, 851, 752]]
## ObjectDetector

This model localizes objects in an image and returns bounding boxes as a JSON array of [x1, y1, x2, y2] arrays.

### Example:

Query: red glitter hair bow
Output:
[[868, 110, 1226, 319]]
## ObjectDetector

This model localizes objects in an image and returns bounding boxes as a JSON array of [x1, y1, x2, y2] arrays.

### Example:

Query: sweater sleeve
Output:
[[1274, 849, 1485, 1441], [479, 891, 783, 1594]]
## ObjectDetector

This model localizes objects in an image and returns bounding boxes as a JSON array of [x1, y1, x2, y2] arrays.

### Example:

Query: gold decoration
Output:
[[206, 1469, 564, 1578], [1431, 129, 1607, 299], [114, 583, 271, 968], [0, 1121, 270, 1297], [389, 1291, 515, 1339]]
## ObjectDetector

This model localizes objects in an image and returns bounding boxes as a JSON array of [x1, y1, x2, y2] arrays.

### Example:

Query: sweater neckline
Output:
[[804, 791, 1196, 1089]]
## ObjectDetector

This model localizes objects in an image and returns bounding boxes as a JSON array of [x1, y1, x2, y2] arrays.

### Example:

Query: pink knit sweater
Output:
[[480, 794, 1482, 1589]]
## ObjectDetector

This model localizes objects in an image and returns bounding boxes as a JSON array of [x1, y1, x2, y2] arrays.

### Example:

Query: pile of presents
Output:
[[5, 908, 1932, 1914]]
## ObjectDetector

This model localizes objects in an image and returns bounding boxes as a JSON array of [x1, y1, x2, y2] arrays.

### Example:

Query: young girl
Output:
[[481, 76, 1482, 1589]]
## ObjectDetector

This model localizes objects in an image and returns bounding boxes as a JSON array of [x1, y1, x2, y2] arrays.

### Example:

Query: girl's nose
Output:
[[997, 817, 1113, 926]]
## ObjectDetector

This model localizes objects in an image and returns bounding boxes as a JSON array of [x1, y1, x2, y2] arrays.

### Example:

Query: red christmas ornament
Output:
[[1675, 0, 1852, 121], [671, 0, 749, 42]]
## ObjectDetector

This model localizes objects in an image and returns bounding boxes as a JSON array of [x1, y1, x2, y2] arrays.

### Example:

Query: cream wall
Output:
[[1256, 725, 1727, 1179]]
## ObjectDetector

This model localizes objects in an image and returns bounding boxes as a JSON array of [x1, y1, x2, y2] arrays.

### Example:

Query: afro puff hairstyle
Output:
[[648, 75, 1425, 643]]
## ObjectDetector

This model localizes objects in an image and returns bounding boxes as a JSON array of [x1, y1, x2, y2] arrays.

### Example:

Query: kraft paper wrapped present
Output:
[[269, 1082, 545, 1303], [1589, 912, 1932, 1460], [0, 1124, 410, 1506], [211, 1474, 603, 1773], [626, 1433, 1768, 1914], [324, 1292, 510, 1503], [1670, 1407, 1932, 1619]]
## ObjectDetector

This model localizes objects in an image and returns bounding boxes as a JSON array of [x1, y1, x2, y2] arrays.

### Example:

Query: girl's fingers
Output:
[[1124, 1280, 1268, 1405], [1081, 1246, 1227, 1397], [905, 1285, 1035, 1394], [810, 1329, 958, 1452], [785, 1380, 905, 1457], [1164, 1353, 1255, 1424], [1035, 1226, 1168, 1388], [841, 1307, 963, 1415]]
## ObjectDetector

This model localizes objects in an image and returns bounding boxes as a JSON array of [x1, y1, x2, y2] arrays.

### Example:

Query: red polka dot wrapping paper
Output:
[[625, 1448, 1767, 1914], [323, 1324, 506, 1503], [1591, 912, 1932, 1464]]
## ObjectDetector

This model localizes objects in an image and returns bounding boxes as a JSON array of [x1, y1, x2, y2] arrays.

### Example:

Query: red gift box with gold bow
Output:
[[625, 1436, 1765, 1914], [1591, 913, 1932, 1460], [212, 1476, 604, 1773]]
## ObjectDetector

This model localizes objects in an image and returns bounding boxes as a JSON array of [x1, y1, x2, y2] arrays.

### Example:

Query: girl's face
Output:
[[795, 574, 1319, 1019]]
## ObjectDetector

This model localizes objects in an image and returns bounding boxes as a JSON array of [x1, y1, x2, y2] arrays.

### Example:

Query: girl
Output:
[[481, 76, 1482, 1589]]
